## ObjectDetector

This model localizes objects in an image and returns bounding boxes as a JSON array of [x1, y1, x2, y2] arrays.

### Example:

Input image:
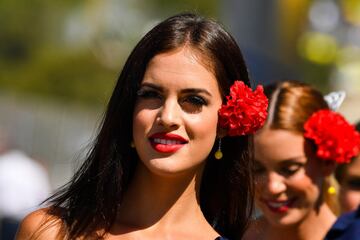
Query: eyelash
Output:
[[253, 163, 302, 177], [347, 179, 360, 190], [280, 165, 302, 176], [182, 95, 207, 106], [137, 89, 208, 107], [137, 89, 161, 99]]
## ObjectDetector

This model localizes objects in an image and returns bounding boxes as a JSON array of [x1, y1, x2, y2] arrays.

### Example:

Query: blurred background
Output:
[[1, 0, 360, 191]]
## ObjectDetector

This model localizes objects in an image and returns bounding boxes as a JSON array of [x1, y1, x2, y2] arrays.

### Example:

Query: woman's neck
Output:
[[264, 203, 337, 240], [113, 163, 216, 238]]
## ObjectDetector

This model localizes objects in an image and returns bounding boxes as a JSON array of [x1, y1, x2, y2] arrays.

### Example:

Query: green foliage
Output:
[[0, 49, 117, 106], [0, 0, 219, 106], [0, 0, 117, 106]]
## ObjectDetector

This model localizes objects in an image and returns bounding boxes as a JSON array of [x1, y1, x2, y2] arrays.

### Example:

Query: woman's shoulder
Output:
[[16, 207, 65, 240], [242, 217, 267, 240], [324, 206, 360, 240]]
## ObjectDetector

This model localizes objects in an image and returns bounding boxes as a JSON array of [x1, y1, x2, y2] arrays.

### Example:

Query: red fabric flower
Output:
[[304, 110, 360, 164], [218, 81, 268, 136]]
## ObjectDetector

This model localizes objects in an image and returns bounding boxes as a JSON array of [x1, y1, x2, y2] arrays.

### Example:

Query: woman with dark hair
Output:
[[244, 80, 360, 240], [16, 13, 267, 239]]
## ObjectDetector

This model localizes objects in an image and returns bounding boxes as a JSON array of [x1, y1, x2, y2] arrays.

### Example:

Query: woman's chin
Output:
[[261, 207, 306, 228], [140, 159, 203, 178]]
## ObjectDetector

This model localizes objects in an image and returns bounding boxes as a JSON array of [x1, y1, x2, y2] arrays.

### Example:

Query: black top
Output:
[[325, 205, 360, 240]]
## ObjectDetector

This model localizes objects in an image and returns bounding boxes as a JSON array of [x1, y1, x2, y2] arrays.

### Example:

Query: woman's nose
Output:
[[265, 172, 287, 195], [157, 98, 182, 129]]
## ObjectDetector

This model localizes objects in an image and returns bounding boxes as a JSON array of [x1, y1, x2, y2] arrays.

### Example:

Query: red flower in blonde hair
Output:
[[218, 81, 268, 136], [304, 110, 360, 164]]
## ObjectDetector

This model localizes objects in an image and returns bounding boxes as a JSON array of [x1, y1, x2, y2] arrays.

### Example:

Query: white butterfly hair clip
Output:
[[324, 91, 346, 111]]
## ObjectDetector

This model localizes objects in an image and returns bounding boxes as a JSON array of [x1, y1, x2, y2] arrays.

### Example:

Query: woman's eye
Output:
[[184, 95, 207, 106], [346, 178, 360, 190], [137, 89, 162, 99], [181, 95, 207, 113], [280, 165, 301, 176]]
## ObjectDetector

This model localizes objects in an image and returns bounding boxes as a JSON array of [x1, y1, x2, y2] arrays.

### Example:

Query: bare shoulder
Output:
[[16, 207, 64, 240], [242, 217, 267, 240]]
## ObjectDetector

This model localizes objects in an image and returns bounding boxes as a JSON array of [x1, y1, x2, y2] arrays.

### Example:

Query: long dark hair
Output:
[[43, 13, 253, 239]]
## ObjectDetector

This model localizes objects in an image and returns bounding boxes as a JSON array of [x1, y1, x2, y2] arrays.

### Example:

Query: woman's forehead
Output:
[[143, 48, 219, 92], [255, 129, 306, 162]]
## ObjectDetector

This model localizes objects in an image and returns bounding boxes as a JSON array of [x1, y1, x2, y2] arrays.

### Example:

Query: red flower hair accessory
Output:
[[304, 109, 360, 164], [218, 81, 268, 136]]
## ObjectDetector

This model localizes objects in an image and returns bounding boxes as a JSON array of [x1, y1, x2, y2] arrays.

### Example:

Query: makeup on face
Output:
[[260, 198, 297, 213], [148, 132, 188, 153], [254, 129, 325, 225], [255, 159, 305, 214], [136, 83, 211, 114], [132, 48, 222, 176]]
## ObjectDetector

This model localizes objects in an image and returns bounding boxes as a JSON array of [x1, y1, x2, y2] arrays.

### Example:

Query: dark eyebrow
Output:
[[140, 83, 163, 91], [140, 83, 212, 97], [181, 88, 212, 97], [279, 156, 306, 164]]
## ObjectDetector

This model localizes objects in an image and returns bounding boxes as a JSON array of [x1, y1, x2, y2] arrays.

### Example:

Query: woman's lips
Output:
[[149, 132, 188, 153], [262, 198, 297, 213]]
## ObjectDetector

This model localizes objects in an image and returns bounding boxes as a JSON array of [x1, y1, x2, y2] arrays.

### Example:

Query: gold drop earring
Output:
[[327, 185, 336, 195], [214, 138, 223, 160]]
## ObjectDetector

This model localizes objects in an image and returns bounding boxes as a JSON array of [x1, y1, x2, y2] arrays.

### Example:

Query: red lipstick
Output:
[[261, 198, 297, 214], [148, 132, 188, 153]]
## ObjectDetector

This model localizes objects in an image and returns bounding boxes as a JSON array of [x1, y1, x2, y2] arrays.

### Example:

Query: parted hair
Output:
[[264, 80, 329, 133]]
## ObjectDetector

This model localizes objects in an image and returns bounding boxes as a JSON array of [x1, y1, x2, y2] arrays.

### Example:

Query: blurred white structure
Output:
[[0, 93, 99, 190], [0, 150, 51, 219]]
